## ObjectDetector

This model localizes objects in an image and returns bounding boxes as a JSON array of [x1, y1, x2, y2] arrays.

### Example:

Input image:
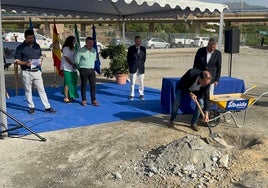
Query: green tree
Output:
[[126, 23, 148, 32]]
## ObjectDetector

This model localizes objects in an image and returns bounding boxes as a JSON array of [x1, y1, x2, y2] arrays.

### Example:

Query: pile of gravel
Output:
[[137, 135, 230, 186]]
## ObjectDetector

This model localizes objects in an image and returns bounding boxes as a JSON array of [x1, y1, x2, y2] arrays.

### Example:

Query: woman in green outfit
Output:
[[61, 36, 79, 103]]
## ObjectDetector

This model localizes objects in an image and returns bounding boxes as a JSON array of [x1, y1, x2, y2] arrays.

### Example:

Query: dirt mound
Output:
[[127, 133, 268, 187], [136, 135, 230, 187]]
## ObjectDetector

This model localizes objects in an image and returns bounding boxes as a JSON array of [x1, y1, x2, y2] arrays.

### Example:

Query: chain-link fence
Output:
[[2, 27, 267, 49]]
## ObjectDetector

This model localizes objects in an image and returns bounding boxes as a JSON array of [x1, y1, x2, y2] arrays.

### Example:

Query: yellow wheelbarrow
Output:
[[208, 86, 268, 128]]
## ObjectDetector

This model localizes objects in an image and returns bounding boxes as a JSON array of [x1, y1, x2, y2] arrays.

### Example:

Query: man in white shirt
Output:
[[193, 38, 222, 96]]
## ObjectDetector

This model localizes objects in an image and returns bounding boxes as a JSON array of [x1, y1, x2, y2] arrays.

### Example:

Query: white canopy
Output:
[[0, 0, 228, 134], [2, 0, 227, 19]]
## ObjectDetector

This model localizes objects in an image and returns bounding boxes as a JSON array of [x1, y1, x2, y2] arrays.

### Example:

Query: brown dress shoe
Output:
[[82, 100, 87, 106], [91, 100, 99, 106], [191, 124, 199, 131]]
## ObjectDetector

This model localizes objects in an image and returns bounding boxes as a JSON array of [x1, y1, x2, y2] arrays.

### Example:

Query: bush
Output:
[[101, 45, 128, 79]]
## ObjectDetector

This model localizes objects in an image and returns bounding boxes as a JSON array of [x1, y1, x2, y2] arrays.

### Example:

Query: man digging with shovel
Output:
[[169, 68, 211, 131], [169, 68, 233, 149]]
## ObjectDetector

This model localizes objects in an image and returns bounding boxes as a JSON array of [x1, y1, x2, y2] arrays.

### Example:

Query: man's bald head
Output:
[[199, 71, 212, 86]]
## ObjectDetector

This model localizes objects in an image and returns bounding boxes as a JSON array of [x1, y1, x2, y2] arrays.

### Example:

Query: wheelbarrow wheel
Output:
[[208, 110, 221, 127]]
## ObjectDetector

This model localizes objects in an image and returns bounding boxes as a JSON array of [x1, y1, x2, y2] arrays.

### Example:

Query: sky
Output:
[[201, 0, 268, 7]]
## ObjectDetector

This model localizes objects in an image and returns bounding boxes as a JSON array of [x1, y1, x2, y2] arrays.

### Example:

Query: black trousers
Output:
[[79, 68, 96, 101]]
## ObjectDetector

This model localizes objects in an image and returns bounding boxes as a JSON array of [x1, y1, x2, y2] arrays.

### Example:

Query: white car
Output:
[[2, 32, 53, 50], [2, 32, 25, 42], [34, 33, 53, 50], [142, 38, 170, 49], [80, 37, 105, 52], [193, 37, 209, 47]]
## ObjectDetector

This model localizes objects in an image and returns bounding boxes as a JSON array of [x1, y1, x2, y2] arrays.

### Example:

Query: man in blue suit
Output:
[[193, 38, 222, 95], [127, 35, 146, 100], [169, 69, 212, 131]]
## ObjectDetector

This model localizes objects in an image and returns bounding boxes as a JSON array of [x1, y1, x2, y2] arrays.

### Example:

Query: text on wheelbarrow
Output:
[[226, 100, 249, 110]]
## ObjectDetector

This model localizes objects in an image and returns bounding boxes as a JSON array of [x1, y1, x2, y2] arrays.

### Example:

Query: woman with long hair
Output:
[[61, 36, 79, 103]]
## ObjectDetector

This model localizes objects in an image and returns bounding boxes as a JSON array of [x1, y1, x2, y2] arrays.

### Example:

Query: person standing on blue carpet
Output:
[[14, 29, 56, 114], [75, 37, 99, 107], [169, 69, 211, 131], [193, 38, 221, 96], [127, 35, 146, 100], [61, 36, 79, 103]]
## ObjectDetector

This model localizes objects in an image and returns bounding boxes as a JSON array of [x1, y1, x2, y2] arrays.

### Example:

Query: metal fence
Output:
[[2, 28, 266, 49]]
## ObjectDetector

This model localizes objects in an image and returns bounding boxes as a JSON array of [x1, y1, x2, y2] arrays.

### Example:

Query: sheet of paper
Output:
[[31, 59, 41, 69]]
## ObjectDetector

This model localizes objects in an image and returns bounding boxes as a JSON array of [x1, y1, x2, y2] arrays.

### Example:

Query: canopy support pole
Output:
[[218, 11, 224, 51], [122, 17, 126, 46], [0, 4, 8, 138]]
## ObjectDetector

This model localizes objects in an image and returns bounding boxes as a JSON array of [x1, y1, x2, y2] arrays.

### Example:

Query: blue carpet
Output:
[[5, 82, 163, 135]]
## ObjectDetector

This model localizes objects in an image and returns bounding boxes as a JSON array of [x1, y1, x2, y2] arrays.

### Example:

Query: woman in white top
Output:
[[61, 36, 79, 103]]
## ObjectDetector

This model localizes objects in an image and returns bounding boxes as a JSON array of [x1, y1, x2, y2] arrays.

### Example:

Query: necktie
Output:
[[137, 46, 140, 54]]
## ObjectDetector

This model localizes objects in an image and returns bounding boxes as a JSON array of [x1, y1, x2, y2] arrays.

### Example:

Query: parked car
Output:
[[142, 38, 170, 49], [169, 34, 194, 48], [2, 32, 53, 50], [193, 37, 209, 47], [109, 37, 134, 48], [34, 33, 53, 50], [2, 32, 25, 42], [80, 37, 105, 52], [3, 41, 21, 69], [172, 38, 194, 48]]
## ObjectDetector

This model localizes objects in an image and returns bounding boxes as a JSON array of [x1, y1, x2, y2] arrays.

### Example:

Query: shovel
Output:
[[193, 98, 234, 149]]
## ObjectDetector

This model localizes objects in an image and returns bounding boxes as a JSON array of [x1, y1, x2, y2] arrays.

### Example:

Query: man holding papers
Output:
[[14, 29, 56, 114]]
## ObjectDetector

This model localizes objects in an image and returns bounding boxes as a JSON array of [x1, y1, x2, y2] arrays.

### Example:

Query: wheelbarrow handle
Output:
[[243, 85, 256, 94]]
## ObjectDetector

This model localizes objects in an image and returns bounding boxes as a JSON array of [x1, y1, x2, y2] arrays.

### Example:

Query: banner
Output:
[[92, 24, 101, 74], [52, 21, 63, 77]]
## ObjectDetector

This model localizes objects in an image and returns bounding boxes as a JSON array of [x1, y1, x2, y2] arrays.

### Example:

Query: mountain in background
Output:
[[223, 1, 267, 10]]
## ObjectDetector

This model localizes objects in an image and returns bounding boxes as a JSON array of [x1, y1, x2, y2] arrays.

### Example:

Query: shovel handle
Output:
[[192, 97, 214, 136], [192, 97, 205, 118]]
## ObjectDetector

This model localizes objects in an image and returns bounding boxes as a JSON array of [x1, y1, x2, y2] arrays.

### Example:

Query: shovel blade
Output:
[[211, 135, 234, 149]]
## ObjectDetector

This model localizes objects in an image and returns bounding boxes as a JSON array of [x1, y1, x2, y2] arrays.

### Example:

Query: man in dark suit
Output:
[[193, 38, 222, 95], [169, 69, 212, 131], [127, 35, 146, 100]]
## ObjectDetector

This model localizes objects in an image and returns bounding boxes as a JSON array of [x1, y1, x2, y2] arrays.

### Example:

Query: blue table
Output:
[[161, 76, 246, 114]]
